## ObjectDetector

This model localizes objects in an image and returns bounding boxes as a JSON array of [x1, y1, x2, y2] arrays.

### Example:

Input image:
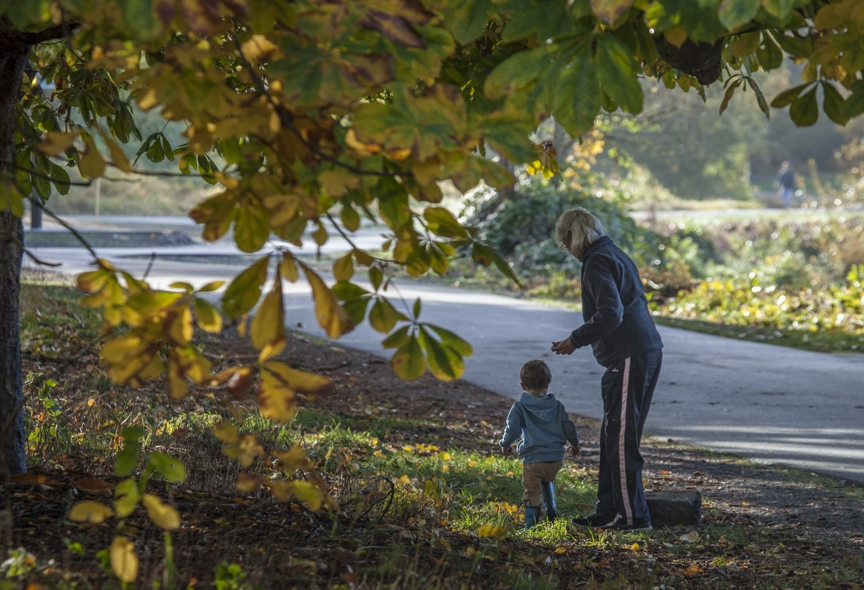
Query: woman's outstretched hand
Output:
[[551, 338, 576, 355]]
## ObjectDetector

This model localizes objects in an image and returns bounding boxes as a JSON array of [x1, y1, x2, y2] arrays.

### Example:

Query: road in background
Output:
[[27, 239, 864, 484]]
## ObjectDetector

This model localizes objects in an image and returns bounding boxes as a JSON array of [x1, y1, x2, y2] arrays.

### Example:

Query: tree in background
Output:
[[4, 0, 864, 515]]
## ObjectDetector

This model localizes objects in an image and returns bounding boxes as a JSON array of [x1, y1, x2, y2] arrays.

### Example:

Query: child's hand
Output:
[[501, 445, 514, 456], [568, 445, 579, 457]]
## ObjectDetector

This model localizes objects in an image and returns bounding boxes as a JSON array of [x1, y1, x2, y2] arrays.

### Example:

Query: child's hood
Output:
[[519, 392, 560, 423]]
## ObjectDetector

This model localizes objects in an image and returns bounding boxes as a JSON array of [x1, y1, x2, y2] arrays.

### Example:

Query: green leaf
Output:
[[391, 335, 425, 380], [553, 51, 602, 137], [32, 153, 52, 202], [718, 0, 760, 31], [427, 324, 474, 357], [822, 82, 849, 126], [595, 35, 643, 115], [770, 84, 808, 109], [222, 256, 270, 318], [591, 0, 635, 24], [113, 478, 140, 518], [49, 162, 70, 196], [484, 46, 556, 101], [369, 297, 404, 333], [772, 32, 813, 58], [423, 207, 468, 238], [418, 327, 464, 381], [115, 444, 140, 477], [789, 86, 819, 127], [446, 0, 494, 44], [122, 426, 146, 442], [148, 452, 186, 483], [756, 31, 784, 71], [382, 325, 411, 349], [501, 0, 573, 42], [472, 243, 521, 286], [761, 0, 795, 21], [234, 203, 270, 253]]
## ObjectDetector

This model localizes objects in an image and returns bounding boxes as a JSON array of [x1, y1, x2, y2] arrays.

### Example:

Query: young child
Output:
[[498, 360, 580, 529]]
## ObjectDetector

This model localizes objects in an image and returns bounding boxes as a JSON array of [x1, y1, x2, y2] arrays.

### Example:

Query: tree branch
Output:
[[23, 248, 62, 267], [23, 194, 101, 264], [0, 22, 80, 51]]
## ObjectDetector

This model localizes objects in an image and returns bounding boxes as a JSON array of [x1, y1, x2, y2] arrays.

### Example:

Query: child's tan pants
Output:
[[522, 460, 563, 506]]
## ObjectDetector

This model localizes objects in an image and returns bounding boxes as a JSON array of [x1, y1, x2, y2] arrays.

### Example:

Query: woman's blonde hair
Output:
[[555, 208, 604, 256]]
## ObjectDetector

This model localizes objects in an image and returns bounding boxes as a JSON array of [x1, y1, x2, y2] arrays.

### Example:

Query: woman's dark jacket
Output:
[[568, 236, 663, 367]]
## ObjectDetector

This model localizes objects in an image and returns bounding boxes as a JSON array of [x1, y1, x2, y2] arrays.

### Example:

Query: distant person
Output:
[[551, 208, 663, 532], [775, 161, 796, 209], [498, 360, 580, 530]]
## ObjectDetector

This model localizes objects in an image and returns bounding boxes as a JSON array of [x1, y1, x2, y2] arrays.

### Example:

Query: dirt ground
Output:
[[8, 317, 864, 588]]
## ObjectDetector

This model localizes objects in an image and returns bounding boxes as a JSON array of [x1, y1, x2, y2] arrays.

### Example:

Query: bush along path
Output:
[[4, 278, 863, 589]]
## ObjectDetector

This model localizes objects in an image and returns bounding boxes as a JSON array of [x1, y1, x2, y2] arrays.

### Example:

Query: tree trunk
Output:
[[0, 43, 28, 478]]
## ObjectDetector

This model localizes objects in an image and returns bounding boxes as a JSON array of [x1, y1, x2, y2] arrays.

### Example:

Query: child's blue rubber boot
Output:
[[541, 482, 557, 522], [524, 504, 541, 530]]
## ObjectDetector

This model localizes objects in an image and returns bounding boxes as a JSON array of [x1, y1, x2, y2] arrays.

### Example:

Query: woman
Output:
[[551, 208, 663, 531]]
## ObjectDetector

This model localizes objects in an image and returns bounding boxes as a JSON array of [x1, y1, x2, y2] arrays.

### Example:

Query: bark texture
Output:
[[0, 42, 28, 478]]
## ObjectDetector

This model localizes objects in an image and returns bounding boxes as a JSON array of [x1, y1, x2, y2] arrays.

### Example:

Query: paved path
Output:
[[26, 239, 864, 484]]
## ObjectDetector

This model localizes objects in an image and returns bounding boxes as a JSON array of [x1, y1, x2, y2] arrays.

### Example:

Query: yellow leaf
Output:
[[373, 450, 384, 457], [368, 297, 402, 333], [555, 547, 568, 554], [165, 305, 194, 345], [333, 253, 354, 281], [212, 422, 239, 443], [301, 264, 354, 338], [437, 452, 451, 460], [263, 193, 302, 227], [260, 360, 334, 395], [193, 298, 223, 333], [279, 251, 299, 282], [141, 494, 180, 530], [69, 500, 114, 524], [236, 473, 265, 492], [165, 354, 188, 400], [97, 128, 132, 173], [319, 169, 362, 197], [467, 460, 478, 467], [664, 25, 688, 48], [78, 136, 106, 178], [410, 156, 440, 186], [257, 336, 286, 362], [37, 130, 80, 156], [110, 536, 139, 584], [77, 269, 111, 293], [391, 335, 425, 380], [273, 444, 313, 476], [680, 531, 700, 543], [478, 523, 493, 537], [250, 278, 284, 350], [345, 128, 382, 154], [240, 34, 280, 62], [257, 372, 297, 423], [292, 481, 324, 511], [269, 480, 293, 502], [630, 543, 639, 551]]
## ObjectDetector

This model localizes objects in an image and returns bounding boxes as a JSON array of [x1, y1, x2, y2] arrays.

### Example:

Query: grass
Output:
[[653, 315, 864, 354], [7, 279, 864, 589]]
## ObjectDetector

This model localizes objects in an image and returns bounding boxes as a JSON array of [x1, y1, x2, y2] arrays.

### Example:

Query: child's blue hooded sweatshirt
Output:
[[499, 393, 580, 464]]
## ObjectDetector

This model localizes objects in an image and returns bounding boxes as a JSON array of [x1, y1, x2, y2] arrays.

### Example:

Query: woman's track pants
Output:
[[596, 349, 663, 526]]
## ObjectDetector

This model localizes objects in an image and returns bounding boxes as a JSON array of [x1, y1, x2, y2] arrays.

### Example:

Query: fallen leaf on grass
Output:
[[9, 473, 63, 487], [73, 478, 116, 493], [680, 531, 700, 543]]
